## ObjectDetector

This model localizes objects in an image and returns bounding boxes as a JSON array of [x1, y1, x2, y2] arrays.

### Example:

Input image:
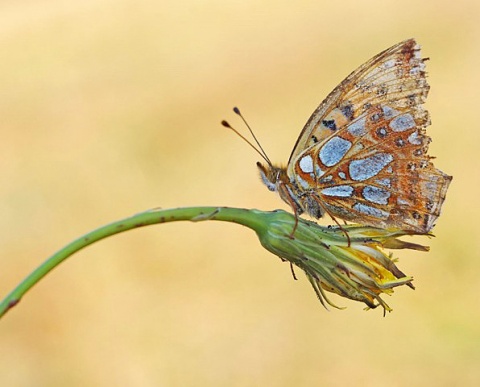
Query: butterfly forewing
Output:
[[288, 39, 427, 166], [287, 39, 451, 233]]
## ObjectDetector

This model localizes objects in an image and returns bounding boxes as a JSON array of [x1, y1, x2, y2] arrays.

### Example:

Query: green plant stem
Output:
[[0, 206, 261, 319], [1, 206, 424, 318]]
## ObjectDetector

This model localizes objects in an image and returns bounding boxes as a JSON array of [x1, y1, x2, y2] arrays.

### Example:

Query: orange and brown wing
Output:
[[288, 38, 427, 168], [289, 39, 451, 232], [293, 105, 451, 232]]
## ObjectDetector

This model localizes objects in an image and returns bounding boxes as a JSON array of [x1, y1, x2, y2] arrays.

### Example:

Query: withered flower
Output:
[[255, 209, 428, 313]]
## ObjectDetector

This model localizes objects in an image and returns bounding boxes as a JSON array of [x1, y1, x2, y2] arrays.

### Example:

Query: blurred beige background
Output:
[[0, 1, 477, 386]]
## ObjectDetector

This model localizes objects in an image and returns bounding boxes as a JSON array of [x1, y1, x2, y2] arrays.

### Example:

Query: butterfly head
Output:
[[257, 162, 285, 192], [257, 161, 310, 216]]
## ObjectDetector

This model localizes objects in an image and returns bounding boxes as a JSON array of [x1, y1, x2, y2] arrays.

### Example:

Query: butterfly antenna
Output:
[[221, 109, 272, 166], [221, 120, 271, 165], [232, 107, 272, 165]]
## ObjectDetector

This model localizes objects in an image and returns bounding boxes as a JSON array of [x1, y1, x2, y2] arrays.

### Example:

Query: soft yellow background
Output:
[[0, 1, 477, 386]]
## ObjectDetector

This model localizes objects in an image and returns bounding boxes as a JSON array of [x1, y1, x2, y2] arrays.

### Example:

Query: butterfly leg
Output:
[[311, 195, 352, 246], [290, 212, 299, 239], [289, 262, 298, 280], [277, 181, 301, 239], [327, 213, 351, 247]]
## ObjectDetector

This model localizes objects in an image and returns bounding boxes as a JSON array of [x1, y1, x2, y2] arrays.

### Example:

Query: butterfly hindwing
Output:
[[291, 96, 451, 232]]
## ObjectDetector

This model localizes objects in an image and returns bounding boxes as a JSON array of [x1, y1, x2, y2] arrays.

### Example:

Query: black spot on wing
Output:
[[322, 119, 337, 131], [340, 104, 354, 120]]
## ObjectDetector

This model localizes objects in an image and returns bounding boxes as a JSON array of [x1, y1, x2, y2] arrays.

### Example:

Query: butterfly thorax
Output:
[[257, 162, 325, 219]]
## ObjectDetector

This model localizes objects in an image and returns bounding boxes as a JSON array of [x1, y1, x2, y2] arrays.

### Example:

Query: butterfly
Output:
[[251, 39, 451, 233]]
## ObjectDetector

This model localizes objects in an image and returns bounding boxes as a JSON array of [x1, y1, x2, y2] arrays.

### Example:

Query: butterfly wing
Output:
[[288, 39, 451, 232], [288, 39, 424, 165]]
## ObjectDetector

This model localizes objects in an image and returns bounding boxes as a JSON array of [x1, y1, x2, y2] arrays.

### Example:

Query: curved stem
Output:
[[0, 206, 423, 318], [0, 206, 262, 319]]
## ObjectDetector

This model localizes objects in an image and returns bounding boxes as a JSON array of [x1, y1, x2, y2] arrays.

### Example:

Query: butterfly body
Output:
[[258, 162, 325, 219], [258, 39, 452, 233]]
